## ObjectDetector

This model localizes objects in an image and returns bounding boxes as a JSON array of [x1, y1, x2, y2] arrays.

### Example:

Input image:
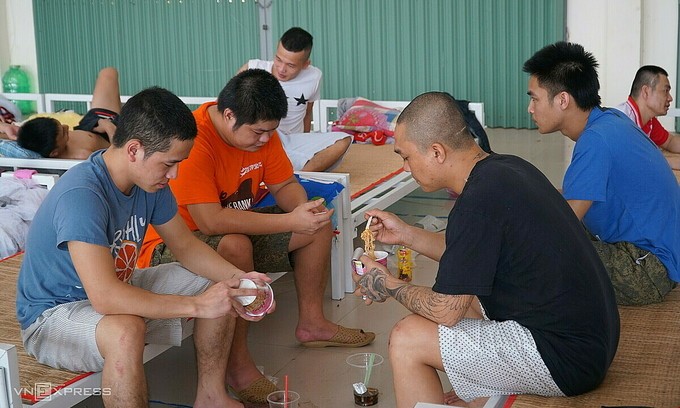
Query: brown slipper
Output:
[[229, 376, 278, 405], [301, 325, 376, 348]]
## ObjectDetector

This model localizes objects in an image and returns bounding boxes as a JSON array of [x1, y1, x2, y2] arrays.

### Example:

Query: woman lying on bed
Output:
[[5, 67, 122, 160]]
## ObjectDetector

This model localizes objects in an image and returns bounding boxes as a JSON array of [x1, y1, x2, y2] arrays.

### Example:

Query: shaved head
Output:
[[396, 92, 475, 152]]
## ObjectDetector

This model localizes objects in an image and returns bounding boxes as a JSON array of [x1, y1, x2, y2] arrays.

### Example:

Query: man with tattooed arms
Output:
[[354, 92, 620, 408]]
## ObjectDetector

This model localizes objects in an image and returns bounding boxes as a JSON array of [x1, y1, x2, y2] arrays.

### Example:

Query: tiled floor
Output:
[[76, 128, 571, 408]]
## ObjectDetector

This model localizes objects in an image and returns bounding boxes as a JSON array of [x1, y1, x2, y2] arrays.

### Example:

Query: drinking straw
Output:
[[364, 353, 375, 387], [284, 374, 289, 406]]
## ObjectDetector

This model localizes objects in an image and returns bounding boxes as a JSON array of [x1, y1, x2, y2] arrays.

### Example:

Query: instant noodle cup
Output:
[[353, 248, 388, 275], [373, 250, 388, 267], [236, 279, 274, 317]]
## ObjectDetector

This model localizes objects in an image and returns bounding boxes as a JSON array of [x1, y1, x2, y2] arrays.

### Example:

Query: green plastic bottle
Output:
[[2, 65, 35, 115]]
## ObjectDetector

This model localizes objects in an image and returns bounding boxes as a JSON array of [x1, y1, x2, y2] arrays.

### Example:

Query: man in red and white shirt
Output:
[[616, 65, 680, 169]]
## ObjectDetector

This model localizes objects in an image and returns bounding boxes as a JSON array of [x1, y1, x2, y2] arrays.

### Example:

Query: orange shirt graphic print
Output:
[[114, 240, 138, 283]]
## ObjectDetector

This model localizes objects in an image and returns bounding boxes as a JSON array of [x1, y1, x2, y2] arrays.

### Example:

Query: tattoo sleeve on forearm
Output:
[[358, 267, 471, 324], [393, 285, 454, 316]]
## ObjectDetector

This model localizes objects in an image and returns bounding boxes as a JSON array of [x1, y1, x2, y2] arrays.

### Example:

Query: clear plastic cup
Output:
[[346, 352, 383, 406], [267, 390, 300, 408]]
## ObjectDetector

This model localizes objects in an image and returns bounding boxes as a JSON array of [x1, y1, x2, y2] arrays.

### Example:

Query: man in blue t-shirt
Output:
[[352, 92, 619, 407], [16, 87, 272, 408], [524, 41, 680, 305]]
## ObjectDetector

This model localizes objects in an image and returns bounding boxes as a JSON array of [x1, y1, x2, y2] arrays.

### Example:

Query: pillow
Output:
[[26, 110, 83, 129], [332, 98, 402, 136], [0, 140, 42, 159]]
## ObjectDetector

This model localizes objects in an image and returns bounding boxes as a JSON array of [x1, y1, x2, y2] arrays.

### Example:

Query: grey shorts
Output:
[[439, 318, 564, 402], [21, 263, 211, 373], [150, 207, 294, 273]]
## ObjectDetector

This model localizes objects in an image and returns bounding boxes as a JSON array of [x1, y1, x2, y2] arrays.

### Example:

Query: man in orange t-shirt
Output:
[[139, 69, 374, 405]]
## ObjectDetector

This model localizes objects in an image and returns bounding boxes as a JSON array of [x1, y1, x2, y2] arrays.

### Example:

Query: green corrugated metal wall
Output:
[[33, 0, 260, 97], [34, 0, 564, 128], [271, 0, 565, 128]]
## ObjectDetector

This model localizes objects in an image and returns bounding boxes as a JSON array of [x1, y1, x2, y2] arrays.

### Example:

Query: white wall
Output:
[[641, 0, 679, 129], [567, 0, 642, 106], [0, 0, 677, 130], [567, 0, 678, 129], [0, 0, 39, 90]]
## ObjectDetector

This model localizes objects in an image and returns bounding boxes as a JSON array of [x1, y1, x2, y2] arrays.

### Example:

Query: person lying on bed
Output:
[[139, 69, 375, 406], [238, 27, 352, 172], [16, 87, 272, 408], [0, 121, 20, 140], [14, 67, 121, 159], [353, 91, 620, 408], [524, 42, 680, 306], [0, 96, 22, 139]]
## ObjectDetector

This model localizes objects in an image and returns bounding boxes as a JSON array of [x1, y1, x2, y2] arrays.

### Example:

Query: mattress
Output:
[[509, 288, 680, 407], [0, 253, 92, 404], [331, 143, 406, 198]]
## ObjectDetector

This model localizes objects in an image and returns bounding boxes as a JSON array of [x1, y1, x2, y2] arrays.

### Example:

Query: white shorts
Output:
[[439, 318, 565, 402], [279, 131, 352, 170], [21, 262, 211, 372]]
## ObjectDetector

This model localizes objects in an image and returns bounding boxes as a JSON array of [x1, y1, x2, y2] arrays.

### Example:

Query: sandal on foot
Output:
[[229, 376, 278, 405], [301, 325, 375, 348]]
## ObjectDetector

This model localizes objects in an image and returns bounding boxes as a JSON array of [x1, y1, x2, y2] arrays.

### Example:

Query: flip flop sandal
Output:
[[229, 376, 278, 405], [301, 325, 376, 348]]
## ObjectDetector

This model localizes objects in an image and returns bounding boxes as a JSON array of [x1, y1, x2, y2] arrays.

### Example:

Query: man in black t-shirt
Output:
[[354, 92, 619, 408]]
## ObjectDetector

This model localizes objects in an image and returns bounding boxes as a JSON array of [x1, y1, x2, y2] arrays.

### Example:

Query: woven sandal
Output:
[[301, 325, 376, 348], [230, 376, 278, 405]]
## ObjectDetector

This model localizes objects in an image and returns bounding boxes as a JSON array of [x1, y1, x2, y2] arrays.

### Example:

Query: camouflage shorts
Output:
[[150, 206, 294, 273], [590, 239, 676, 306]]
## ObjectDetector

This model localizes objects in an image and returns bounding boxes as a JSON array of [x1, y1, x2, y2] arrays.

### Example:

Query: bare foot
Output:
[[444, 389, 465, 406], [194, 389, 244, 408], [226, 356, 268, 391], [295, 320, 343, 343], [468, 397, 490, 408], [443, 390, 490, 407]]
